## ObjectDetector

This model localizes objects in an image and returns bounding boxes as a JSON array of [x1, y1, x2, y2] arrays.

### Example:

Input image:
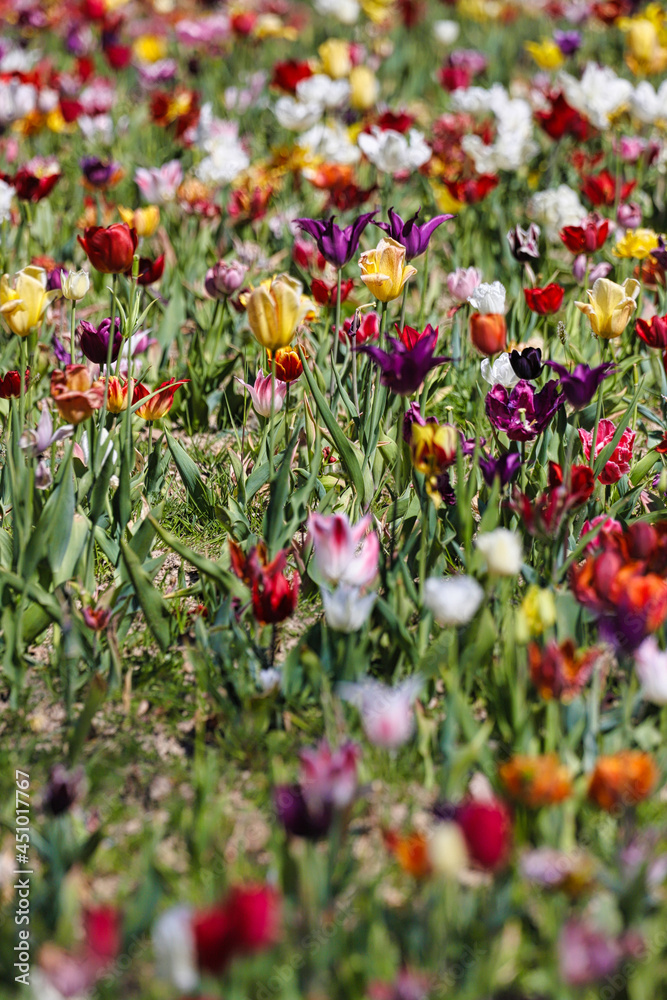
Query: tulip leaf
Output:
[[148, 516, 247, 598], [119, 539, 172, 651], [299, 348, 368, 507], [264, 424, 302, 558], [165, 429, 213, 513]]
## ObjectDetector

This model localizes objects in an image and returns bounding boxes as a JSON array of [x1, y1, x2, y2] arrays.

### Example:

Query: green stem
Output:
[[269, 366, 276, 481], [418, 245, 429, 330], [589, 341, 607, 469], [330, 269, 342, 400]]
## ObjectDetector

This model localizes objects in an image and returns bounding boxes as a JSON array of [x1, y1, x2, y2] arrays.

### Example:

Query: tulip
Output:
[[50, 365, 105, 424], [78, 223, 138, 274], [246, 274, 308, 351], [204, 259, 246, 298], [349, 65, 379, 110], [478, 451, 522, 488], [560, 216, 609, 254], [98, 376, 128, 413], [80, 156, 121, 188], [359, 237, 417, 303], [0, 369, 29, 398], [636, 314, 667, 348], [78, 317, 123, 366], [42, 764, 85, 816], [321, 585, 377, 632], [469, 313, 507, 355], [544, 360, 615, 409], [475, 528, 522, 575], [485, 379, 563, 440], [118, 205, 161, 238], [453, 797, 512, 870], [376, 207, 452, 261], [308, 512, 379, 588], [507, 223, 540, 262], [274, 784, 333, 839], [588, 751, 658, 811], [134, 378, 189, 420], [251, 551, 300, 625], [61, 268, 90, 301], [267, 347, 303, 382], [358, 326, 449, 395], [509, 347, 543, 380], [423, 575, 484, 626], [616, 202, 642, 229], [578, 418, 635, 484], [296, 212, 377, 268], [613, 228, 659, 260], [0, 266, 59, 337], [410, 422, 458, 478], [338, 676, 423, 749], [634, 637, 667, 705], [524, 283, 564, 315], [318, 38, 352, 78], [500, 754, 573, 807], [527, 639, 598, 700], [554, 29, 581, 54], [516, 585, 557, 642], [467, 280, 506, 314], [20, 404, 73, 458], [481, 353, 520, 388], [235, 369, 287, 417], [428, 823, 469, 878], [447, 266, 482, 302]]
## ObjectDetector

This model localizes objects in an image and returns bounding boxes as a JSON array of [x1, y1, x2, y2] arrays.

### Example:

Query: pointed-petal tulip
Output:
[[359, 237, 417, 303], [575, 277, 640, 339]]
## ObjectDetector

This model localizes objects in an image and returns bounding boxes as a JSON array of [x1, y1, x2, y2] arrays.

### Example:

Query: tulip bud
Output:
[[318, 38, 352, 78], [475, 527, 523, 576], [61, 268, 90, 301], [246, 274, 307, 350], [205, 260, 247, 299], [469, 313, 507, 355]]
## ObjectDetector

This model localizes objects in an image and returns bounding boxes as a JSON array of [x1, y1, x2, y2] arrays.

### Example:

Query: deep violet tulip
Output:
[[544, 360, 615, 409], [358, 327, 450, 396], [376, 206, 452, 260], [295, 212, 377, 268], [485, 379, 563, 441]]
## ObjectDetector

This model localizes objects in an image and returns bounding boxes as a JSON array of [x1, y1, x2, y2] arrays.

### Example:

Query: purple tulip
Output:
[[544, 360, 615, 409], [295, 212, 377, 268], [78, 317, 123, 366], [80, 156, 119, 188], [509, 347, 542, 380], [274, 783, 333, 839], [485, 379, 563, 441], [479, 451, 522, 487], [359, 328, 450, 396], [376, 207, 452, 260], [554, 29, 581, 55], [42, 765, 85, 816], [507, 223, 540, 263], [52, 333, 71, 366], [558, 920, 632, 986], [205, 259, 246, 298], [651, 236, 667, 269], [572, 255, 613, 284]]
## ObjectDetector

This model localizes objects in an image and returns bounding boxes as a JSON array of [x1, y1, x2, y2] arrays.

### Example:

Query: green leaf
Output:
[[165, 429, 213, 513], [120, 540, 172, 650], [593, 379, 642, 478], [299, 348, 369, 506], [148, 516, 247, 598], [68, 674, 107, 764], [264, 424, 302, 558]]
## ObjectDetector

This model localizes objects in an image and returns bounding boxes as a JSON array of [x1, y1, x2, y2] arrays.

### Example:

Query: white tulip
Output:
[[433, 19, 460, 45], [475, 528, 523, 576], [480, 353, 520, 388], [467, 281, 506, 315], [152, 906, 198, 992], [423, 575, 484, 626], [61, 269, 90, 302], [321, 586, 377, 633], [634, 637, 667, 705]]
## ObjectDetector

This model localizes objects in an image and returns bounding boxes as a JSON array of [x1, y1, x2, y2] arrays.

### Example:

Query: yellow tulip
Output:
[[361, 0, 395, 23], [516, 585, 557, 643], [349, 66, 379, 111], [246, 274, 308, 350], [613, 228, 659, 260], [0, 267, 59, 337], [318, 39, 352, 79], [575, 277, 640, 339], [359, 237, 417, 303], [620, 15, 667, 73], [133, 34, 167, 63], [525, 39, 564, 70], [118, 205, 160, 238], [410, 423, 458, 478]]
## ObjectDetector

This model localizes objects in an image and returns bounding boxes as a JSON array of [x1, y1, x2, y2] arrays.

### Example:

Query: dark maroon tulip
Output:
[[274, 784, 333, 839], [80, 156, 119, 187], [509, 347, 543, 380], [485, 379, 563, 441], [78, 317, 123, 365], [376, 207, 452, 260], [544, 360, 615, 409], [295, 211, 377, 268], [134, 255, 165, 286], [42, 764, 85, 816], [359, 328, 450, 396]]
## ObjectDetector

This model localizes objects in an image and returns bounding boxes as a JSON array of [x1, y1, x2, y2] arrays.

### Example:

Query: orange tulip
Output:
[[588, 751, 659, 811], [469, 313, 507, 355], [51, 365, 105, 424]]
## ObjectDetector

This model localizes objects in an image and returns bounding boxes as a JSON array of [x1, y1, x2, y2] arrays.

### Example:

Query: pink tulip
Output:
[[235, 370, 286, 418], [134, 160, 183, 204], [447, 267, 482, 303], [299, 740, 361, 812], [339, 677, 423, 749], [308, 512, 379, 588], [617, 202, 642, 229], [579, 419, 635, 485]]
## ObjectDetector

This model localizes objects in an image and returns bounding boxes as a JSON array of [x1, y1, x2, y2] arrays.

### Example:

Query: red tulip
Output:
[[560, 216, 609, 254], [636, 314, 667, 349], [524, 283, 565, 315], [0, 368, 29, 398], [78, 223, 138, 274], [252, 551, 300, 624], [580, 169, 635, 207], [456, 798, 512, 870], [134, 254, 165, 286], [133, 378, 189, 420]]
